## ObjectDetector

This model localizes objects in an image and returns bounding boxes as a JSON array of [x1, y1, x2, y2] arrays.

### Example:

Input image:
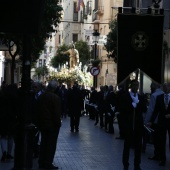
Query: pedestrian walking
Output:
[[67, 82, 83, 132]]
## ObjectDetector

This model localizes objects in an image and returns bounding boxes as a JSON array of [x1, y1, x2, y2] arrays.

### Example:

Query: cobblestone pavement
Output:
[[0, 115, 170, 170]]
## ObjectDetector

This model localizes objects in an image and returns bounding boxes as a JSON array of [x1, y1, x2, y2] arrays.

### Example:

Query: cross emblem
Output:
[[131, 31, 149, 51]]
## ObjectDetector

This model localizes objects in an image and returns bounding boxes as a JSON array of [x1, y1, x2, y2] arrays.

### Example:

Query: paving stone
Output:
[[0, 116, 169, 170]]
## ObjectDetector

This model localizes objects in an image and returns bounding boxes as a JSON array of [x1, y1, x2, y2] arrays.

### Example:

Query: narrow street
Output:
[[0, 115, 169, 170]]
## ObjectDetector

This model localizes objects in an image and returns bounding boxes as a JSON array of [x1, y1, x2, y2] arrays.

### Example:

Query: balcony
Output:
[[83, 7, 88, 19], [95, 6, 104, 16], [80, 8, 87, 23], [92, 10, 100, 23]]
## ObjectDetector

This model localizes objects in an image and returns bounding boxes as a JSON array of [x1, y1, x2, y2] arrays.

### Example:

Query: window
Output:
[[95, 0, 98, 11], [74, 1, 77, 12], [43, 45, 47, 54], [73, 34, 78, 42], [87, 1, 92, 15], [83, 6, 87, 19], [39, 59, 42, 67], [59, 35, 61, 44], [73, 2, 78, 21], [43, 59, 46, 66]]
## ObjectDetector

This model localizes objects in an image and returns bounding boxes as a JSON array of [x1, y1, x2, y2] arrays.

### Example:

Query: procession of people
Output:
[[0, 78, 170, 170]]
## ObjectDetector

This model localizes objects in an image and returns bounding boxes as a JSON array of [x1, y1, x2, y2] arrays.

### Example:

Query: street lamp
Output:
[[92, 30, 100, 88]]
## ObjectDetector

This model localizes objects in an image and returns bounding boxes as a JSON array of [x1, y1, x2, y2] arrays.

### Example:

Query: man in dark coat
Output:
[[58, 84, 68, 118], [96, 86, 105, 128], [80, 85, 90, 116], [88, 86, 98, 120], [67, 83, 83, 132], [105, 85, 116, 133], [30, 81, 44, 158], [115, 84, 126, 139], [36, 80, 61, 169], [144, 82, 164, 157], [120, 80, 147, 170], [149, 82, 170, 166]]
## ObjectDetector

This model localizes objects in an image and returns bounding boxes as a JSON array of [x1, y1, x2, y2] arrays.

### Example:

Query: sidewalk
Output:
[[0, 115, 170, 170]]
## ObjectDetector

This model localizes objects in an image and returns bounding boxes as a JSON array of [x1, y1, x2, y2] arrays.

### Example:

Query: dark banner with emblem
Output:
[[117, 14, 164, 84]]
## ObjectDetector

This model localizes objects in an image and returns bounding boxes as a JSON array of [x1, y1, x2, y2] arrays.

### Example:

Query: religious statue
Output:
[[62, 44, 79, 69]]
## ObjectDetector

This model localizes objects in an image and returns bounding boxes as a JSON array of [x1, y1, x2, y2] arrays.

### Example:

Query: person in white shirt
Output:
[[144, 82, 163, 158]]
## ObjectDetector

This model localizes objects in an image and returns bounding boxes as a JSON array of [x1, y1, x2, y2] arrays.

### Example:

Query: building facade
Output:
[[59, 0, 124, 88], [32, 0, 170, 89]]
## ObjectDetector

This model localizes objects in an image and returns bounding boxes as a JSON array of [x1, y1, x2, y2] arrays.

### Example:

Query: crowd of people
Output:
[[0, 79, 169, 170]]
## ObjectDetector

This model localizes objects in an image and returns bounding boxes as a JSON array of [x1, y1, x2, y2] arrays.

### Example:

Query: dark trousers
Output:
[[33, 130, 41, 158], [142, 127, 149, 151], [108, 115, 114, 133], [151, 124, 160, 158], [104, 113, 109, 130], [85, 104, 89, 115], [70, 114, 80, 130], [99, 111, 104, 127], [156, 125, 166, 161], [88, 106, 95, 120], [123, 128, 142, 168], [167, 128, 170, 151], [39, 128, 60, 167], [105, 113, 114, 133], [94, 110, 99, 123], [117, 113, 126, 138], [61, 101, 67, 118]]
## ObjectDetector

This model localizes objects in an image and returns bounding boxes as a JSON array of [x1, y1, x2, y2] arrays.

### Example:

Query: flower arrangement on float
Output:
[[47, 66, 93, 87]]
